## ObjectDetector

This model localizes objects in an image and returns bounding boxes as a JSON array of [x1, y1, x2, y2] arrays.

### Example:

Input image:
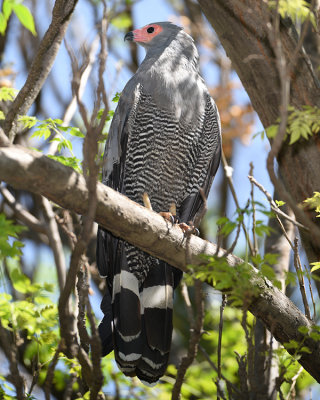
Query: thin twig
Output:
[[77, 261, 91, 354], [172, 280, 204, 400], [43, 342, 62, 400], [293, 238, 311, 320], [180, 282, 195, 326], [221, 150, 255, 255], [0, 184, 47, 235], [41, 197, 67, 290], [286, 366, 303, 400], [198, 344, 240, 397], [249, 163, 258, 256], [304, 265, 316, 320], [224, 219, 241, 257], [48, 34, 100, 156], [248, 175, 308, 231], [0, 321, 26, 399], [55, 212, 77, 249], [216, 294, 227, 399]]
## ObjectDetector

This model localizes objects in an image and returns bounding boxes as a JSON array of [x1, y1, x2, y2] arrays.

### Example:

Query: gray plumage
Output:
[[97, 22, 221, 384]]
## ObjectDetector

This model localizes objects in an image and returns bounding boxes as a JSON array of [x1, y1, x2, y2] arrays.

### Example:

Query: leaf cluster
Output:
[[304, 191, 320, 216], [0, 213, 25, 259], [0, 0, 36, 36], [267, 106, 320, 144], [19, 116, 84, 173], [269, 0, 316, 27]]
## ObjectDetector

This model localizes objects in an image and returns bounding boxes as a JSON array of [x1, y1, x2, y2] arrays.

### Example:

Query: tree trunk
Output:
[[197, 0, 320, 274]]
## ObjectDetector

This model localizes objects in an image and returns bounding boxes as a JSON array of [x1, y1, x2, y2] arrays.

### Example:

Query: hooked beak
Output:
[[124, 31, 134, 42]]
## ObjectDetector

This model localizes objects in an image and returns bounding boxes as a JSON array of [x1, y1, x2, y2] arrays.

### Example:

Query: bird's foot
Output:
[[159, 202, 178, 224], [179, 222, 200, 236], [159, 211, 175, 225]]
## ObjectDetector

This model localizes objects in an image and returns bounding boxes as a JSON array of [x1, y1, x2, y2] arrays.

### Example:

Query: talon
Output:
[[178, 223, 199, 236], [179, 222, 191, 233], [159, 211, 174, 223]]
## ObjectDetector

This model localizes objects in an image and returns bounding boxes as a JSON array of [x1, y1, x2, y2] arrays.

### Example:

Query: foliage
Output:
[[304, 191, 320, 216], [110, 13, 132, 29], [266, 106, 320, 144], [18, 116, 84, 173], [0, 0, 36, 35], [269, 0, 316, 27], [0, 87, 17, 102], [0, 214, 25, 259]]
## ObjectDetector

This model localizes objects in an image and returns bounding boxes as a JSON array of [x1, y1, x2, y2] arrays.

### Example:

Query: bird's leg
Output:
[[144, 195, 199, 236], [143, 192, 153, 210]]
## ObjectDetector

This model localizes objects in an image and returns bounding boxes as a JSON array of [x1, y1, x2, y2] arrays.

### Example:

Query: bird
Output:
[[96, 21, 221, 385]]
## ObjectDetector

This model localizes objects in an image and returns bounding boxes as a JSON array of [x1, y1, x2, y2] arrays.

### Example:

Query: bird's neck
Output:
[[140, 35, 200, 75]]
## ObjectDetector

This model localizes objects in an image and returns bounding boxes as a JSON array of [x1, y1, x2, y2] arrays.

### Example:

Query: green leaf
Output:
[[260, 264, 276, 281], [0, 87, 17, 101], [310, 262, 320, 273], [216, 216, 229, 225], [9, 267, 31, 294], [69, 127, 84, 138], [12, 3, 36, 36], [289, 129, 301, 144], [112, 92, 121, 103], [31, 127, 51, 140], [18, 115, 38, 129], [47, 155, 81, 173], [0, 12, 7, 35], [269, 0, 316, 28], [304, 192, 320, 216], [111, 13, 132, 30], [3, 0, 13, 20], [266, 124, 278, 139], [275, 200, 285, 207], [300, 346, 312, 354], [298, 326, 309, 335], [0, 214, 25, 259]]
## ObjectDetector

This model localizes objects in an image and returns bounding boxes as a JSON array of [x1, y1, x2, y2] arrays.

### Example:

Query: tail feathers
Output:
[[115, 314, 170, 384], [113, 263, 175, 384], [99, 290, 113, 356], [98, 254, 179, 385]]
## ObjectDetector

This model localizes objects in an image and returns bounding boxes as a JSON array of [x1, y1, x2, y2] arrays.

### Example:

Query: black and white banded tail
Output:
[[97, 230, 182, 384]]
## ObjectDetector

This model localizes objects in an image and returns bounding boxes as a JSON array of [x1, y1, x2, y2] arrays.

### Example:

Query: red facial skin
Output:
[[131, 24, 163, 43]]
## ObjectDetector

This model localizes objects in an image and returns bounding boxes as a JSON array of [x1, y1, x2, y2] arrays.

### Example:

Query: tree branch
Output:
[[3, 0, 78, 141], [0, 144, 320, 382]]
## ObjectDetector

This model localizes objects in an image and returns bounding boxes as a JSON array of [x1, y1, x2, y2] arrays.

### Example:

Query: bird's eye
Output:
[[147, 26, 155, 34]]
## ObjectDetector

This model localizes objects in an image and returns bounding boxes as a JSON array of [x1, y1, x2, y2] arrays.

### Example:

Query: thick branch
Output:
[[3, 0, 78, 141], [0, 145, 320, 382]]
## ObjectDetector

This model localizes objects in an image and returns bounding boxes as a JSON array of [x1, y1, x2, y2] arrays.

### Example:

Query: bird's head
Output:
[[124, 22, 183, 51]]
